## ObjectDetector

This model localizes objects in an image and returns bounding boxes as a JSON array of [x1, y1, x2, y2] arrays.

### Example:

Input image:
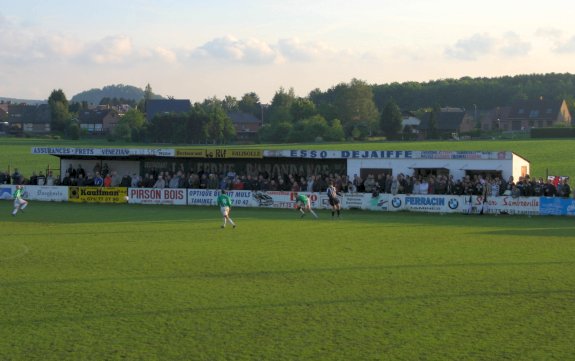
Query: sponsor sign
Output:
[[365, 194, 392, 211], [343, 193, 380, 210], [22, 186, 68, 202], [128, 188, 187, 205], [187, 189, 255, 207], [263, 150, 510, 160], [31, 147, 175, 157], [204, 149, 263, 159], [474, 195, 540, 215], [385, 194, 462, 213], [175, 149, 206, 158], [69, 186, 128, 203], [0, 186, 12, 200], [228, 149, 263, 158], [539, 197, 575, 216], [175, 149, 263, 159]]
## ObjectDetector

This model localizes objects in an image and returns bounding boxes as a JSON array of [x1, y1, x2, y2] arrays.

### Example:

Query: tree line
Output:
[[47, 73, 575, 143]]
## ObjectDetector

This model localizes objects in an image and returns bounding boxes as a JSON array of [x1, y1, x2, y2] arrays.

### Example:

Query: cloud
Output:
[[535, 27, 563, 40], [77, 35, 134, 64], [189, 35, 340, 64], [276, 38, 332, 62], [152, 47, 178, 63], [499, 32, 531, 57], [191, 35, 278, 64], [444, 33, 496, 60], [553, 36, 575, 53]]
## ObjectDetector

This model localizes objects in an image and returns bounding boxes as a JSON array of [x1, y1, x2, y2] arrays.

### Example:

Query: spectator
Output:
[[169, 171, 181, 188], [120, 173, 132, 187], [77, 164, 86, 178], [46, 171, 54, 186], [61, 172, 72, 186], [153, 175, 166, 188], [419, 177, 429, 194], [131, 173, 141, 188], [231, 176, 244, 190], [66, 164, 76, 179], [29, 172, 38, 185], [544, 178, 557, 197], [76, 173, 87, 186], [111, 171, 121, 187], [37, 171, 47, 185], [557, 178, 571, 198], [144, 174, 155, 188], [103, 173, 112, 187], [11, 168, 22, 185]]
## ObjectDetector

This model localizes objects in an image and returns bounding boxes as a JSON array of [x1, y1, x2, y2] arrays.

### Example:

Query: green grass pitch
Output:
[[1, 201, 575, 360]]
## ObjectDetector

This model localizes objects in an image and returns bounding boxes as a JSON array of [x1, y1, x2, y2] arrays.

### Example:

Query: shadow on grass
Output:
[[5, 202, 575, 229], [1, 288, 574, 327], [2, 260, 573, 287]]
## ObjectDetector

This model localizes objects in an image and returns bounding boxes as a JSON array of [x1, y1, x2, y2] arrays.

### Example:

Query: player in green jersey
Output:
[[216, 190, 236, 228], [12, 185, 28, 216], [294, 192, 318, 218]]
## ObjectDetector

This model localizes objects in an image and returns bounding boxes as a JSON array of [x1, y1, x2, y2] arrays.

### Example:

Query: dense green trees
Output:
[[112, 108, 147, 142], [50, 73, 575, 143], [145, 101, 235, 144], [379, 99, 402, 140]]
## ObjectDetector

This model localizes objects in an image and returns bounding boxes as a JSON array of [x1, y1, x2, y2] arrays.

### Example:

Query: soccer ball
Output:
[[125, 196, 129, 201]]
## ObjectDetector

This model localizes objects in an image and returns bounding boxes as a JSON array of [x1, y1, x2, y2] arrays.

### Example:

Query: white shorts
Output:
[[14, 198, 27, 207], [220, 206, 230, 217]]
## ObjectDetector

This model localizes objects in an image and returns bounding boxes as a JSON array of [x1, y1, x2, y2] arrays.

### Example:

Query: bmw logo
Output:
[[448, 198, 459, 209], [391, 197, 402, 208]]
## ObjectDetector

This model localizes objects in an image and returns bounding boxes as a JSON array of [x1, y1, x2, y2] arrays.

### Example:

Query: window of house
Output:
[[518, 108, 524, 114], [529, 110, 539, 118], [546, 108, 553, 114]]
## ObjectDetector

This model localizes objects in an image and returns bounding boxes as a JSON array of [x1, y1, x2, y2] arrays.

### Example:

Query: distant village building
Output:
[[77, 108, 122, 134], [418, 107, 475, 139], [400, 111, 421, 136], [145, 99, 191, 122], [481, 98, 572, 131], [7, 103, 51, 133], [228, 111, 262, 141]]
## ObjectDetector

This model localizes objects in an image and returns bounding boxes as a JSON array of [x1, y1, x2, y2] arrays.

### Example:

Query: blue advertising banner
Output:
[[539, 197, 575, 216]]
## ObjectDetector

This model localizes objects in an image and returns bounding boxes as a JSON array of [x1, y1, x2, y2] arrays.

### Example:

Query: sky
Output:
[[1, 0, 575, 103]]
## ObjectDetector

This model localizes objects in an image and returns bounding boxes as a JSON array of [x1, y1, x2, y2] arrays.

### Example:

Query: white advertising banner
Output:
[[251, 191, 320, 209], [128, 188, 187, 205], [470, 195, 540, 215], [23, 185, 68, 201], [0, 185, 68, 202], [185, 189, 322, 209], [383, 194, 463, 213], [31, 147, 175, 157], [187, 189, 265, 207]]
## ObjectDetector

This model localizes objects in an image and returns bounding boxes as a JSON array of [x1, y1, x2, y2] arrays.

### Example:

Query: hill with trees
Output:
[[70, 84, 163, 105]]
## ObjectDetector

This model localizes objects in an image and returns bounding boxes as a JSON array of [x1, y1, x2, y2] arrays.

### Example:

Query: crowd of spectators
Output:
[[2, 165, 572, 199]]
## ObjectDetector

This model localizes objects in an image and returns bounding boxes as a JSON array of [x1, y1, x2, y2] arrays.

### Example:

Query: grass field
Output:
[[1, 201, 574, 360]]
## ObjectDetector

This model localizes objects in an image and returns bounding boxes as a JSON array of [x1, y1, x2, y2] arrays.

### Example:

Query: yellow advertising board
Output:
[[227, 149, 263, 158], [175, 149, 206, 158], [175, 148, 262, 159], [68, 186, 128, 203]]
